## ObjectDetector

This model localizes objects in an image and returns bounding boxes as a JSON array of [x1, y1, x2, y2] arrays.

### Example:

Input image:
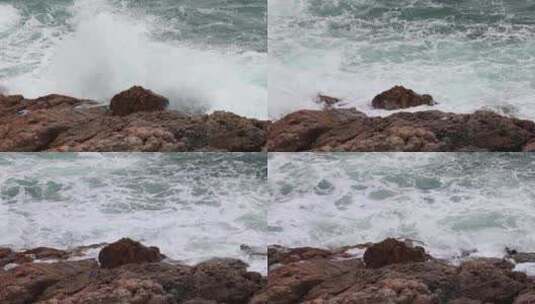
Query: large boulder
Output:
[[98, 238, 163, 268], [363, 238, 428, 268], [372, 86, 435, 110], [110, 86, 169, 116]]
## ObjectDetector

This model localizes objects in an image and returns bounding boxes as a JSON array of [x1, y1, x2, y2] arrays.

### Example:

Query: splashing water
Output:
[[269, 0, 535, 119], [0, 0, 267, 118]]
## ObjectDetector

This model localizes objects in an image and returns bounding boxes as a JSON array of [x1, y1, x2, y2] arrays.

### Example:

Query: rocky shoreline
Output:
[[3, 238, 535, 303], [0, 238, 265, 304], [4, 85, 535, 152], [255, 239, 535, 304], [268, 86, 535, 152], [0, 86, 268, 152]]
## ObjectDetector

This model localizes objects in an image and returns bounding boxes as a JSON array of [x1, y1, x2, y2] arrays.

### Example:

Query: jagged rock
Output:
[[98, 238, 163, 268], [268, 245, 333, 266], [0, 89, 267, 152], [314, 94, 341, 109], [457, 258, 527, 304], [0, 259, 99, 303], [0, 241, 265, 304], [363, 238, 428, 268], [515, 292, 535, 304], [0, 247, 33, 268], [23, 247, 69, 260], [110, 86, 169, 116], [372, 86, 435, 110], [257, 240, 534, 304], [268, 109, 535, 152]]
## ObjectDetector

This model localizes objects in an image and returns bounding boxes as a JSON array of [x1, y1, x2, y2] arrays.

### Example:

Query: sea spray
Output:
[[269, 0, 535, 119], [0, 0, 267, 118]]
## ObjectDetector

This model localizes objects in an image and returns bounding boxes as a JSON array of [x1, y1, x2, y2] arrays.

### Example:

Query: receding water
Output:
[[0, 153, 268, 272], [269, 0, 535, 119], [269, 153, 535, 264]]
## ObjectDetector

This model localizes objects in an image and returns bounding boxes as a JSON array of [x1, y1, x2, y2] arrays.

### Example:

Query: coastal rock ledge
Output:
[[254, 238, 535, 304], [0, 86, 267, 152], [0, 238, 265, 304], [268, 109, 535, 152]]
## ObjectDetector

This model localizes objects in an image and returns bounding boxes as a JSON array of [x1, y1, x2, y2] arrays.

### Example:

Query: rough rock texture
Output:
[[98, 238, 163, 269], [0, 240, 265, 304], [372, 86, 435, 110], [363, 238, 428, 268], [0, 88, 267, 152], [110, 86, 169, 116], [253, 240, 535, 304], [268, 108, 535, 152]]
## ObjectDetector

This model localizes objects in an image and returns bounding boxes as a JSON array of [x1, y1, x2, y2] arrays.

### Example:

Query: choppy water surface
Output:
[[269, 153, 535, 266], [269, 0, 535, 119], [0, 153, 268, 272], [0, 0, 267, 118]]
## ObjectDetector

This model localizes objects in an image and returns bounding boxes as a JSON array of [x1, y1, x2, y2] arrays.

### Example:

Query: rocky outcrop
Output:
[[110, 86, 169, 116], [268, 109, 535, 152], [0, 87, 267, 152], [98, 238, 163, 268], [253, 240, 535, 304], [363, 238, 428, 268], [0, 240, 265, 304], [372, 86, 435, 110]]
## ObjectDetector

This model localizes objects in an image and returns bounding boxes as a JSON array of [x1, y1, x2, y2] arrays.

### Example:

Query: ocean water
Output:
[[0, 153, 268, 272], [269, 0, 535, 120], [0, 0, 267, 118], [269, 153, 535, 267]]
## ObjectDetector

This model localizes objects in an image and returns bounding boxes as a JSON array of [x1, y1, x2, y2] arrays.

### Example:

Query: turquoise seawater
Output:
[[0, 0, 267, 118]]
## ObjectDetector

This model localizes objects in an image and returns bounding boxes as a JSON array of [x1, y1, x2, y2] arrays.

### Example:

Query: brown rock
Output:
[[0, 90, 267, 152], [523, 140, 535, 152], [268, 108, 535, 152], [268, 245, 333, 266], [23, 247, 68, 260], [457, 259, 526, 304], [110, 86, 169, 116], [372, 86, 435, 110], [98, 238, 163, 268], [0, 248, 33, 268], [514, 292, 535, 304], [261, 241, 532, 304], [0, 241, 265, 304], [363, 238, 428, 268], [0, 259, 98, 304]]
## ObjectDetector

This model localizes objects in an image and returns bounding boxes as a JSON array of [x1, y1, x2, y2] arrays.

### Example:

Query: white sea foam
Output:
[[268, 153, 535, 269], [0, 4, 19, 32], [269, 0, 535, 120], [0, 153, 268, 273], [1, 0, 267, 118]]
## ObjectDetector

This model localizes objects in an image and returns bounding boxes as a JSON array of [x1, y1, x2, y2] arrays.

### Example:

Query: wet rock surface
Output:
[[98, 238, 163, 269], [372, 86, 435, 110], [268, 108, 535, 152], [110, 86, 169, 116], [363, 238, 428, 268], [0, 87, 267, 152], [0, 239, 265, 304], [254, 239, 535, 304]]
